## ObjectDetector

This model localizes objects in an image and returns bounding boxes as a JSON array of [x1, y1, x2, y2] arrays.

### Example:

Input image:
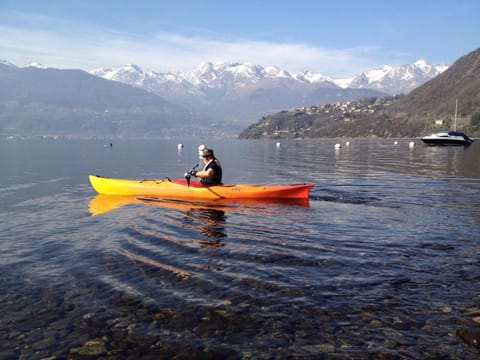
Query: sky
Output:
[[0, 0, 479, 78]]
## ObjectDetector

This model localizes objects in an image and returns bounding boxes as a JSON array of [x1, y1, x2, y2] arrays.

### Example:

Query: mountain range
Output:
[[341, 60, 448, 93], [239, 48, 480, 139], [0, 56, 454, 138], [91, 59, 448, 96], [90, 60, 448, 129], [0, 62, 199, 138]]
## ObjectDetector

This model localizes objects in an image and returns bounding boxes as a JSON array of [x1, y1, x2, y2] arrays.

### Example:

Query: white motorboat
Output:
[[421, 99, 474, 146], [421, 130, 474, 146]]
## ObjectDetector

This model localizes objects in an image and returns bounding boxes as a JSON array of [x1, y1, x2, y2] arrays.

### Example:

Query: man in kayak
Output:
[[193, 148, 223, 185]]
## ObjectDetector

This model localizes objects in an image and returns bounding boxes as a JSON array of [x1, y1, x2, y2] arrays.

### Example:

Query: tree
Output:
[[470, 111, 480, 128]]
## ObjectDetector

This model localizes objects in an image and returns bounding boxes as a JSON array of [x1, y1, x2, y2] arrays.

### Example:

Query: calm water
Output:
[[1, 138, 479, 358]]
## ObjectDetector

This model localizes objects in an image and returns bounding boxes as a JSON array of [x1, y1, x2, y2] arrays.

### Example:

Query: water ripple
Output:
[[2, 139, 480, 358]]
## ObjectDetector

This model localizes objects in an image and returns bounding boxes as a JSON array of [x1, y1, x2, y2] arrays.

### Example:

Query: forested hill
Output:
[[239, 48, 480, 139]]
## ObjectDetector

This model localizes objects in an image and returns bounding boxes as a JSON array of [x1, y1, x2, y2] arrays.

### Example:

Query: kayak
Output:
[[89, 174, 313, 200]]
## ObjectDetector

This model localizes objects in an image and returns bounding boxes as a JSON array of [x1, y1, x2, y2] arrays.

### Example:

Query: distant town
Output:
[[241, 96, 402, 139], [292, 96, 398, 122]]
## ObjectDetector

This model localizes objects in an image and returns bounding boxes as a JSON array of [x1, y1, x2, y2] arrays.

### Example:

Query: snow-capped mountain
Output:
[[26, 62, 49, 69], [183, 62, 271, 87], [89, 59, 447, 125], [1, 61, 51, 69], [0, 60, 16, 67], [90, 61, 336, 92], [294, 70, 335, 84], [91, 59, 447, 98], [338, 60, 448, 94], [90, 64, 200, 97]]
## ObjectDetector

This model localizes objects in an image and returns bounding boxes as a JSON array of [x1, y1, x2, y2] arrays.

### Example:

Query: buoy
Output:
[[409, 141, 415, 148], [345, 141, 350, 146], [394, 141, 398, 145], [276, 142, 281, 148], [177, 143, 184, 149], [198, 144, 206, 158], [334, 143, 342, 149]]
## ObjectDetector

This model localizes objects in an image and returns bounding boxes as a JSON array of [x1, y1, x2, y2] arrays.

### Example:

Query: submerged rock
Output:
[[457, 326, 480, 348], [70, 339, 107, 356]]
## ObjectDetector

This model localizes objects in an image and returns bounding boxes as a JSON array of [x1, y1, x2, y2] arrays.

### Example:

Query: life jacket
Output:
[[201, 158, 223, 185]]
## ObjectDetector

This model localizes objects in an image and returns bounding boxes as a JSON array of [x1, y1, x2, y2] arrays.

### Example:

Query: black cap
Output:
[[202, 148, 214, 157]]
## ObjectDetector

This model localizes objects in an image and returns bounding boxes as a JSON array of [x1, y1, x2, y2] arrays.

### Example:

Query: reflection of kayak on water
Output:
[[88, 193, 311, 274], [88, 194, 309, 216], [89, 174, 313, 200], [88, 194, 310, 257]]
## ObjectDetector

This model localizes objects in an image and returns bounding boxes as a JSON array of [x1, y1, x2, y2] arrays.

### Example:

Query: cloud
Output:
[[0, 13, 393, 78]]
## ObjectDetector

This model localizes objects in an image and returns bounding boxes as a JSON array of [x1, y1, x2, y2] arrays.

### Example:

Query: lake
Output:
[[1, 137, 479, 358]]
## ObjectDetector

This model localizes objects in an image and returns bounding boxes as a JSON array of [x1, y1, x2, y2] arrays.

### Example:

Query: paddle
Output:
[[184, 163, 199, 187]]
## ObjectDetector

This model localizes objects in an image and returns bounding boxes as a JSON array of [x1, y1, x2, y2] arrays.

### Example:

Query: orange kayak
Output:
[[89, 175, 313, 200]]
